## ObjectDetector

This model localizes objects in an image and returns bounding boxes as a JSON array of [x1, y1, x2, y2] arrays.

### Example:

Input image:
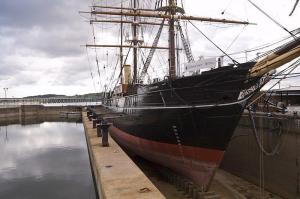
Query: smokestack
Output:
[[124, 64, 132, 84]]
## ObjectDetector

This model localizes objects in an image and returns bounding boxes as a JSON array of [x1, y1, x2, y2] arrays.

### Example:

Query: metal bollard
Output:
[[92, 119, 98, 129], [100, 121, 111, 147], [96, 124, 102, 137], [88, 114, 93, 121]]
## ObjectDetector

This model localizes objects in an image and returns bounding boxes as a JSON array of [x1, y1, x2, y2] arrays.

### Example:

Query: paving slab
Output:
[[82, 112, 165, 199]]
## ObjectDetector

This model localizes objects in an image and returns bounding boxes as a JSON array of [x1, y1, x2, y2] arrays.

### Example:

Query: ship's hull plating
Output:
[[104, 62, 261, 190], [109, 104, 244, 190]]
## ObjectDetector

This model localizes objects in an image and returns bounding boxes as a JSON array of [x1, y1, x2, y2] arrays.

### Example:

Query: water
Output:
[[0, 122, 97, 199]]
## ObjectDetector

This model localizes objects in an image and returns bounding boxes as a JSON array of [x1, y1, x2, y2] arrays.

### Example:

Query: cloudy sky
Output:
[[0, 0, 299, 98]]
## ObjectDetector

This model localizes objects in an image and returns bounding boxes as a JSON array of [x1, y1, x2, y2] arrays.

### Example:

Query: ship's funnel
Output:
[[124, 64, 132, 84], [250, 37, 300, 77]]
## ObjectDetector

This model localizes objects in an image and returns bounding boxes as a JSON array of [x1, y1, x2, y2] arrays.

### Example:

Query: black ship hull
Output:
[[103, 62, 264, 190]]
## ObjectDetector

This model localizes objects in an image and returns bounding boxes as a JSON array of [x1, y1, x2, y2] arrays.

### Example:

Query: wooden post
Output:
[[100, 121, 111, 147], [92, 119, 98, 128], [96, 124, 102, 137]]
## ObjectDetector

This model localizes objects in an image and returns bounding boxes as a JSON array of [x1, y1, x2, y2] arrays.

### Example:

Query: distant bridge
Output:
[[0, 97, 101, 105]]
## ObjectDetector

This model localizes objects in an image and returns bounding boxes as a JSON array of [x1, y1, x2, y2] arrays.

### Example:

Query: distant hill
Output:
[[74, 93, 104, 98], [23, 94, 66, 99]]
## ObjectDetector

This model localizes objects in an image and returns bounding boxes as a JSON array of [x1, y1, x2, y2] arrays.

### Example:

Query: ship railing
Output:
[[119, 87, 241, 108]]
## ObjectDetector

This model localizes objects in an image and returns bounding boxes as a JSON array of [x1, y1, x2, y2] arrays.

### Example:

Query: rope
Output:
[[186, 19, 240, 65], [221, 0, 234, 15], [248, 0, 296, 39], [225, 25, 247, 51], [107, 56, 120, 91], [247, 109, 283, 156], [223, 32, 298, 57], [246, 58, 300, 108], [247, 110, 293, 196], [290, 0, 299, 16], [91, 23, 103, 91], [86, 48, 97, 92], [111, 47, 132, 94]]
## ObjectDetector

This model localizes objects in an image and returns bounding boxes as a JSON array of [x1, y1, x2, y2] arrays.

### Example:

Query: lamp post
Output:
[[3, 88, 8, 98]]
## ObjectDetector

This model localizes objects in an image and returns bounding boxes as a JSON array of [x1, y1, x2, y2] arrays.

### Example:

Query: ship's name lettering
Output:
[[149, 86, 159, 90], [238, 75, 270, 100]]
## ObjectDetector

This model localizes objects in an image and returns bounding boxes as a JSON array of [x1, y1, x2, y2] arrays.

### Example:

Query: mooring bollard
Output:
[[96, 124, 102, 137], [92, 119, 98, 129], [100, 121, 111, 147], [88, 115, 93, 121]]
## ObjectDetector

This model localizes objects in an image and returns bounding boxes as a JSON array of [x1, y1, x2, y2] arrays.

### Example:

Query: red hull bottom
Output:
[[109, 126, 224, 190]]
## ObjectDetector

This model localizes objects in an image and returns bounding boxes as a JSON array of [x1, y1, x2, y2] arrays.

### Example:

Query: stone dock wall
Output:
[[0, 105, 82, 125], [221, 112, 300, 199]]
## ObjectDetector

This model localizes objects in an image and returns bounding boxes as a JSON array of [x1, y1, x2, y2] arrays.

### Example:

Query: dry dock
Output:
[[0, 105, 286, 198], [82, 112, 165, 199], [82, 108, 284, 199], [221, 112, 300, 199]]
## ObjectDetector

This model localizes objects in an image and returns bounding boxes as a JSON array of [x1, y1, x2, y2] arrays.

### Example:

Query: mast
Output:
[[120, 2, 124, 84], [168, 0, 176, 78], [132, 0, 138, 84], [86, 10, 254, 25], [83, 2, 256, 82]]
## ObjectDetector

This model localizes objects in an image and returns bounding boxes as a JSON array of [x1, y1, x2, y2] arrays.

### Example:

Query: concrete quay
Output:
[[82, 112, 165, 199], [0, 105, 82, 125]]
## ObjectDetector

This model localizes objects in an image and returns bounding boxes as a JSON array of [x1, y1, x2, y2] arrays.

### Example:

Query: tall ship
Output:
[[82, 0, 300, 191]]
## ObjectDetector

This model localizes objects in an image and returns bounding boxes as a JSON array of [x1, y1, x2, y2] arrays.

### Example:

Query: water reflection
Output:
[[1, 126, 8, 143], [0, 122, 96, 199]]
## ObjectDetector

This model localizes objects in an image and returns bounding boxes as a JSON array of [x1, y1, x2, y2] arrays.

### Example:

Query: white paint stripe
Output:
[[102, 95, 251, 110]]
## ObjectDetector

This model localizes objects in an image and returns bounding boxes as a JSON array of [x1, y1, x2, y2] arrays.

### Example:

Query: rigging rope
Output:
[[246, 58, 300, 108], [187, 19, 240, 65], [177, 21, 194, 62], [111, 47, 132, 94], [86, 48, 97, 92], [225, 25, 246, 51], [107, 56, 120, 91], [290, 0, 299, 16], [247, 109, 284, 156], [226, 34, 293, 57], [246, 70, 295, 189], [221, 0, 234, 15], [91, 23, 103, 91], [139, 18, 166, 82], [249, 31, 300, 62], [204, 29, 299, 59], [247, 0, 296, 39]]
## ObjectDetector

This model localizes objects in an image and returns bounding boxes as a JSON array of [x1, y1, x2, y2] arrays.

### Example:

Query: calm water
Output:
[[0, 122, 97, 199]]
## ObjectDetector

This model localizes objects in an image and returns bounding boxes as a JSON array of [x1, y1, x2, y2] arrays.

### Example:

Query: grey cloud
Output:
[[0, 0, 87, 29], [0, 0, 298, 96], [0, 0, 90, 58], [8, 74, 37, 87], [0, 59, 23, 81], [15, 26, 87, 58], [49, 56, 91, 86], [0, 0, 93, 91]]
